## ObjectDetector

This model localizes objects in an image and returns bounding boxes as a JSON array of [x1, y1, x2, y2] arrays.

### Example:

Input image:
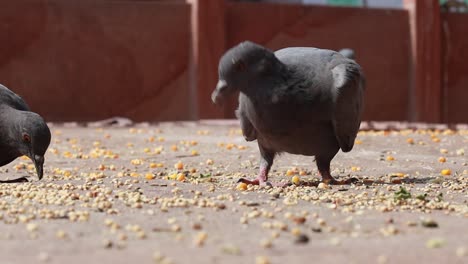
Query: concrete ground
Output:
[[0, 121, 466, 264]]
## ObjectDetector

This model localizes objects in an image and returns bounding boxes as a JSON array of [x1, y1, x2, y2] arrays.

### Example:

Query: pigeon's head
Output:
[[212, 41, 280, 104], [15, 112, 51, 180]]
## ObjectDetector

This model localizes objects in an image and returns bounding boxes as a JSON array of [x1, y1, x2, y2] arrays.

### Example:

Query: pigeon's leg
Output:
[[238, 145, 283, 187], [316, 155, 357, 185]]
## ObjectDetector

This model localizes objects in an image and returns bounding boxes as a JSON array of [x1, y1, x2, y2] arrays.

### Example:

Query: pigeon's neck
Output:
[[242, 64, 294, 104], [0, 107, 24, 148]]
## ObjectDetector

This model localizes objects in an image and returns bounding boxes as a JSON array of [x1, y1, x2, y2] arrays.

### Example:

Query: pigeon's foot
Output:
[[319, 169, 359, 185], [322, 177, 359, 185], [237, 178, 290, 187]]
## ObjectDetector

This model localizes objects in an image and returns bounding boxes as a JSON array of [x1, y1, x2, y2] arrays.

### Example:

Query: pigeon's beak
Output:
[[211, 80, 229, 105], [33, 155, 44, 180]]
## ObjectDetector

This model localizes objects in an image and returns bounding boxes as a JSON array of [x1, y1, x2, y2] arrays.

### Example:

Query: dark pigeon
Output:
[[0, 84, 51, 180], [212, 41, 365, 186]]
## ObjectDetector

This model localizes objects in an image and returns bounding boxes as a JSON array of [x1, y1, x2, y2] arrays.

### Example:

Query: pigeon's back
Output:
[[275, 47, 336, 64], [0, 84, 30, 111], [274, 47, 347, 86]]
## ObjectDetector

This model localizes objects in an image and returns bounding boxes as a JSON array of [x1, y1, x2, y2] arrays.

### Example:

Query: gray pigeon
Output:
[[211, 41, 365, 186], [0, 84, 51, 180]]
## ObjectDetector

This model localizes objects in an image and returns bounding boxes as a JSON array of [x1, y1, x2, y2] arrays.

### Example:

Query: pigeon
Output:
[[0, 84, 51, 180], [211, 41, 365, 186]]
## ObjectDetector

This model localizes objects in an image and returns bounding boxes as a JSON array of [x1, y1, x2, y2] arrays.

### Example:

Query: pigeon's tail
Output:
[[338, 48, 355, 60]]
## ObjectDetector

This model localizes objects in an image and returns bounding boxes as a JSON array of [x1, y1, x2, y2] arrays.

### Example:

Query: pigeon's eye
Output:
[[235, 60, 246, 72], [22, 133, 31, 143]]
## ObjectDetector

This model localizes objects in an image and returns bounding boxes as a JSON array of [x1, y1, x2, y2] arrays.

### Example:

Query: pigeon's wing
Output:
[[0, 84, 30, 111], [330, 61, 365, 152], [236, 94, 257, 142]]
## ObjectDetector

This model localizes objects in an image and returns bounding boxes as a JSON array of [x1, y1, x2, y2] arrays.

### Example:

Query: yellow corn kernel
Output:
[[174, 161, 184, 170], [386, 155, 395, 161], [441, 169, 451, 176], [145, 173, 155, 180], [291, 227, 301, 236], [176, 173, 186, 182], [438, 157, 446, 163], [194, 232, 208, 247], [131, 159, 143, 165], [237, 182, 248, 191], [256, 256, 270, 264], [291, 176, 300, 185]]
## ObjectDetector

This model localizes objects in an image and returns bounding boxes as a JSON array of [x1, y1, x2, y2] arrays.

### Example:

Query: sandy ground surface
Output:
[[0, 121, 466, 264]]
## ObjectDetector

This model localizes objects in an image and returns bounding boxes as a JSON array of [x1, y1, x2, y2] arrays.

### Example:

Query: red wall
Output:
[[441, 13, 468, 124], [0, 1, 466, 123], [0, 0, 193, 122]]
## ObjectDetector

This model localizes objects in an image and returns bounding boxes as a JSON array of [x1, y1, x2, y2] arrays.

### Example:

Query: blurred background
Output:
[[0, 0, 466, 123]]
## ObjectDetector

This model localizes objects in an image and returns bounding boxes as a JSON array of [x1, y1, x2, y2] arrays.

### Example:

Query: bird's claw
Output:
[[237, 177, 259, 185], [323, 177, 359, 185]]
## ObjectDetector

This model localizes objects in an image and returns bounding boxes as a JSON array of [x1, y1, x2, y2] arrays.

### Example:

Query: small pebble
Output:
[[294, 234, 309, 244]]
